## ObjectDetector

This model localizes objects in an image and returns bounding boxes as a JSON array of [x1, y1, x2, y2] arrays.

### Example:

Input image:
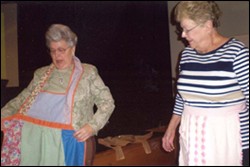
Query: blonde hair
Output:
[[45, 24, 77, 47], [175, 1, 222, 27]]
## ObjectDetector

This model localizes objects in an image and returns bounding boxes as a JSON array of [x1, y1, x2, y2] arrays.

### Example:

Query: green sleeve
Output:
[[87, 66, 115, 134]]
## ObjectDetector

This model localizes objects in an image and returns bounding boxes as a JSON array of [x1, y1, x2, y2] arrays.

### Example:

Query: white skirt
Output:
[[179, 103, 245, 166]]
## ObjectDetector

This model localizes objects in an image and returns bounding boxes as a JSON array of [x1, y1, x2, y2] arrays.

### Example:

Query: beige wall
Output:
[[1, 3, 19, 87], [167, 1, 249, 87]]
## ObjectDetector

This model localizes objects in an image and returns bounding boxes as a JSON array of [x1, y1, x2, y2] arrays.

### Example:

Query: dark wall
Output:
[[13, 1, 173, 137]]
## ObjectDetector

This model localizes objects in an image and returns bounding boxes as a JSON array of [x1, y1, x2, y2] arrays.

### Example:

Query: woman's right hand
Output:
[[162, 114, 181, 152], [162, 128, 176, 152]]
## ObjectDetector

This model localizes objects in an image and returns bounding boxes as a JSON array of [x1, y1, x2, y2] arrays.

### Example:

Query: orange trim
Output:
[[5, 114, 74, 130], [40, 90, 66, 95], [67, 64, 76, 92], [70, 65, 84, 125]]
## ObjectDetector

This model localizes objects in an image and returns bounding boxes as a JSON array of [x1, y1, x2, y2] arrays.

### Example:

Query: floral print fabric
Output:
[[1, 119, 24, 166]]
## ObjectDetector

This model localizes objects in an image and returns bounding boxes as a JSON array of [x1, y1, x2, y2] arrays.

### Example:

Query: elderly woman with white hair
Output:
[[1, 24, 115, 166]]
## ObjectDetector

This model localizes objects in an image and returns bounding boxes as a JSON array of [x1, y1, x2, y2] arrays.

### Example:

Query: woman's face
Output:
[[49, 40, 75, 70], [180, 18, 209, 51]]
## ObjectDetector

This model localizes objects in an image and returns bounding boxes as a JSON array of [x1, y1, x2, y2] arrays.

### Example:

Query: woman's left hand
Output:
[[73, 124, 94, 142]]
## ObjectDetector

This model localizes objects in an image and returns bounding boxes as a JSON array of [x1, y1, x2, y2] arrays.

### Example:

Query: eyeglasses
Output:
[[49, 47, 70, 55], [176, 24, 200, 35]]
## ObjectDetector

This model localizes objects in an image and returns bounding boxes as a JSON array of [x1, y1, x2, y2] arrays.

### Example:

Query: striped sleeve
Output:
[[173, 93, 184, 115], [233, 45, 249, 110], [233, 42, 249, 149]]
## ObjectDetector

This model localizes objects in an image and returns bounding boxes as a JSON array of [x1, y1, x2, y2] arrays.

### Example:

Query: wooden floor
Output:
[[93, 135, 178, 166]]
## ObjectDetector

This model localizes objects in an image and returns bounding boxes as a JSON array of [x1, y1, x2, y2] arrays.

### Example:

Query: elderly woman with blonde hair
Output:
[[162, 1, 249, 166]]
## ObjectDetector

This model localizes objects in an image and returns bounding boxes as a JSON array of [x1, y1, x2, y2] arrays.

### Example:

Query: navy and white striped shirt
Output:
[[173, 38, 249, 149]]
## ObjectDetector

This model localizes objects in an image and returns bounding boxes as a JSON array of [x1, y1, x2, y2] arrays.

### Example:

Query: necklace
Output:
[[57, 72, 66, 85], [59, 76, 64, 85], [55, 65, 73, 86]]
